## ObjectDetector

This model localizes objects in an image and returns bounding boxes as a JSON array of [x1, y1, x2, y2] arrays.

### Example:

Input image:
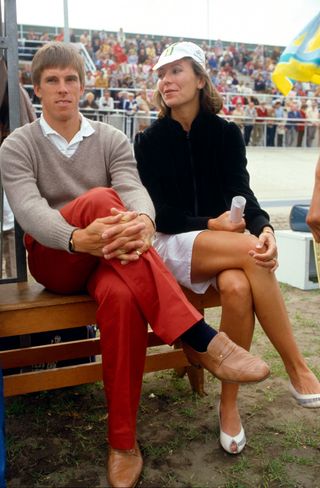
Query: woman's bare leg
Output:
[[191, 230, 320, 395], [217, 270, 255, 446]]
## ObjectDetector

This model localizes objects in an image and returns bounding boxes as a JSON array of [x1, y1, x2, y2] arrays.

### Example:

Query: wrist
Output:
[[139, 213, 156, 231], [261, 227, 275, 238], [68, 228, 79, 253]]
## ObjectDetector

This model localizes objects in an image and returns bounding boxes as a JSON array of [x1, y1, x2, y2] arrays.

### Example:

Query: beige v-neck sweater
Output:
[[0, 118, 155, 251]]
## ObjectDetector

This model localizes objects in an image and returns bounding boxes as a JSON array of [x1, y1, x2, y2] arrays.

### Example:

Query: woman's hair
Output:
[[153, 58, 223, 118], [31, 42, 85, 87]]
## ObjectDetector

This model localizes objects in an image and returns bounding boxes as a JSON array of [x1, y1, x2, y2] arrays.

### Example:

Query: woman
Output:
[[134, 42, 320, 455]]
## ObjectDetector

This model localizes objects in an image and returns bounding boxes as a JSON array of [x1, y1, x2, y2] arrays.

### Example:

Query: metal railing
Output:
[[1, 0, 27, 284], [32, 104, 319, 147]]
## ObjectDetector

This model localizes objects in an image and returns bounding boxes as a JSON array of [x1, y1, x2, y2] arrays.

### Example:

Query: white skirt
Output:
[[153, 231, 217, 294]]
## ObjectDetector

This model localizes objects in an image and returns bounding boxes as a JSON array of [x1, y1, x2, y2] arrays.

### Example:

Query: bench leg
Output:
[[186, 364, 206, 397], [173, 339, 206, 396], [173, 341, 188, 378], [183, 305, 207, 396]]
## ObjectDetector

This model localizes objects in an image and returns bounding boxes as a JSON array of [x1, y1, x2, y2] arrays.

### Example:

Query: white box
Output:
[[275, 230, 318, 290]]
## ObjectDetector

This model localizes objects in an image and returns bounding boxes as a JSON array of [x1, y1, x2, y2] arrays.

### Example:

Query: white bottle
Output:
[[230, 196, 246, 223]]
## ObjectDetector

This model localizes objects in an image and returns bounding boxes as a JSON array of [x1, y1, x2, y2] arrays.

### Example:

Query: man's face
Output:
[[34, 67, 84, 126]]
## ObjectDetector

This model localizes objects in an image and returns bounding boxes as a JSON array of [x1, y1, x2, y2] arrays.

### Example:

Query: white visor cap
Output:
[[153, 42, 206, 71]]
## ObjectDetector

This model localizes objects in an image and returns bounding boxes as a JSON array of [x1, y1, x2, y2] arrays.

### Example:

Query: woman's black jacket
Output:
[[134, 111, 271, 236]]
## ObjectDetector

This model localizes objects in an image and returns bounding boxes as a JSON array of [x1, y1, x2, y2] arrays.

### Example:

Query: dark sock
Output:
[[180, 319, 217, 352]]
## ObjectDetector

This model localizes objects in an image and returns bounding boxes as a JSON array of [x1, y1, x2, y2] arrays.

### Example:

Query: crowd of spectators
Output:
[[19, 27, 320, 98], [18, 26, 320, 147], [226, 95, 319, 148]]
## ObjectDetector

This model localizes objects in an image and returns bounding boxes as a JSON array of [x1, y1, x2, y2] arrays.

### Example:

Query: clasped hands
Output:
[[71, 208, 155, 264], [208, 211, 278, 272]]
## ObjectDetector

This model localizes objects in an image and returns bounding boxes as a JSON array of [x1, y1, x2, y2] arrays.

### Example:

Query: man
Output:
[[0, 43, 269, 488], [285, 101, 300, 147], [307, 155, 320, 242], [98, 89, 115, 111], [306, 99, 319, 148], [273, 100, 286, 147], [253, 100, 268, 146]]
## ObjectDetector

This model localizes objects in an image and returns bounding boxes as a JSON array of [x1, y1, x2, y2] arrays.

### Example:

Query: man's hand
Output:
[[248, 228, 278, 272], [101, 209, 155, 263], [208, 211, 245, 233], [71, 210, 145, 262]]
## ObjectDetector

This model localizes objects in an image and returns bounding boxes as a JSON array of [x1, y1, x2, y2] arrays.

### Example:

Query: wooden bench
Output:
[[0, 281, 221, 397]]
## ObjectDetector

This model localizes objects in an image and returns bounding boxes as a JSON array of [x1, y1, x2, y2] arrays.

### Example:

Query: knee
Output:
[[241, 234, 268, 263], [69, 187, 126, 222], [85, 187, 125, 215], [218, 273, 252, 306]]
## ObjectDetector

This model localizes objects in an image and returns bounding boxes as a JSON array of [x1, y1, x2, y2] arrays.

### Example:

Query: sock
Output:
[[180, 319, 217, 352]]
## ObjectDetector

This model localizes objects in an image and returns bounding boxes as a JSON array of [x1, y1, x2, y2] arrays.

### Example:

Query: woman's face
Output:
[[157, 58, 204, 112]]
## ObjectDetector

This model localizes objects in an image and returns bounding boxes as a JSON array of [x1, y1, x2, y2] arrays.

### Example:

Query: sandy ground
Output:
[[4, 283, 320, 488]]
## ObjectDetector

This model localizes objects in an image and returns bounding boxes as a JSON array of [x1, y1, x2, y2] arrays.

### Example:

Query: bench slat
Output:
[[0, 332, 166, 369], [0, 302, 97, 336], [0, 338, 101, 369], [3, 349, 189, 396], [0, 281, 94, 311]]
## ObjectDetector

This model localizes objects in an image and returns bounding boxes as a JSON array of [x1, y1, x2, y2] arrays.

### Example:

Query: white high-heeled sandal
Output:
[[289, 381, 320, 408], [218, 401, 246, 454]]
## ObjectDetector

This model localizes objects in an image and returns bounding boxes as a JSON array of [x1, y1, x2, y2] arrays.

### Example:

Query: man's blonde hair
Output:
[[31, 42, 85, 87]]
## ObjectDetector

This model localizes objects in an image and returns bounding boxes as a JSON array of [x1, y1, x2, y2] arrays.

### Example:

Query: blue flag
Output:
[[272, 11, 320, 95]]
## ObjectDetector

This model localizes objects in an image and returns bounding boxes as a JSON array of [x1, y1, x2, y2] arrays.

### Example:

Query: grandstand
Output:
[[16, 24, 320, 147]]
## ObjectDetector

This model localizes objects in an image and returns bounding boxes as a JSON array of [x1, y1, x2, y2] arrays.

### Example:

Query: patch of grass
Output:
[[229, 456, 250, 474], [5, 398, 27, 416], [269, 361, 287, 379], [280, 452, 315, 466], [262, 348, 281, 360], [142, 442, 171, 460], [293, 312, 319, 330], [180, 406, 196, 418], [159, 470, 179, 487], [6, 436, 29, 463], [272, 421, 320, 450], [262, 385, 280, 403], [312, 365, 320, 377], [261, 457, 292, 487], [224, 482, 249, 488], [249, 435, 274, 456]]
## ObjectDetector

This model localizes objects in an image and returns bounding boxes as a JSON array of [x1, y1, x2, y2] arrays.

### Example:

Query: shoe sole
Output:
[[188, 361, 270, 385], [107, 475, 140, 488]]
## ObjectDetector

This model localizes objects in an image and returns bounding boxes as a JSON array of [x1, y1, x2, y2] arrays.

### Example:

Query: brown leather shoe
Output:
[[182, 332, 270, 384], [107, 440, 143, 488]]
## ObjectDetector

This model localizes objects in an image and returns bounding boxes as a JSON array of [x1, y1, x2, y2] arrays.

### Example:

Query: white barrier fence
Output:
[[32, 104, 319, 147]]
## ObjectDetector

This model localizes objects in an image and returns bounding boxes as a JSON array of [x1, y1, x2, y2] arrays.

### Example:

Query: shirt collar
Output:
[[39, 113, 95, 141]]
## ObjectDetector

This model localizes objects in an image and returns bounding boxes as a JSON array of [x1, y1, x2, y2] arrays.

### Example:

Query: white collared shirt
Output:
[[39, 113, 95, 157]]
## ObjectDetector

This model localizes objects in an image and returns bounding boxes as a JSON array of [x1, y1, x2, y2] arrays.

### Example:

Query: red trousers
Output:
[[25, 187, 201, 449]]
